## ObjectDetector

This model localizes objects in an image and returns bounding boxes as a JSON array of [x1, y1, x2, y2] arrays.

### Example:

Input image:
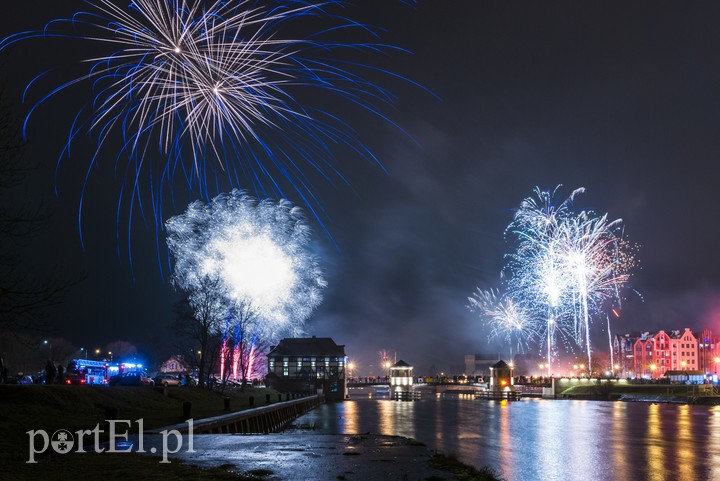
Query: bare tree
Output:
[[0, 85, 73, 351], [173, 274, 226, 388], [228, 301, 272, 390]]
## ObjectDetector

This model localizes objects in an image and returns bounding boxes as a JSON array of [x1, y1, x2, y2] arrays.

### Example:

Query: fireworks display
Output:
[[467, 288, 535, 358], [2, 0, 415, 255], [470, 186, 636, 375], [166, 189, 326, 337]]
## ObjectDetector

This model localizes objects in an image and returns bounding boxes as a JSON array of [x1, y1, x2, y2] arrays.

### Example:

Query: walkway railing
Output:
[[149, 394, 324, 435]]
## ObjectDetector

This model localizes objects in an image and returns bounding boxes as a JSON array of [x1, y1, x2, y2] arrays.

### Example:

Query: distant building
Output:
[[633, 332, 655, 378], [465, 354, 501, 379], [633, 328, 699, 379], [666, 370, 705, 384], [695, 328, 720, 375], [159, 355, 191, 374], [613, 332, 642, 377], [266, 337, 347, 402]]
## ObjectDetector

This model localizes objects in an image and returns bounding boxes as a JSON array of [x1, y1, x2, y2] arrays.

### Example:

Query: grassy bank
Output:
[[0, 384, 281, 438], [0, 384, 280, 480], [560, 382, 720, 400]]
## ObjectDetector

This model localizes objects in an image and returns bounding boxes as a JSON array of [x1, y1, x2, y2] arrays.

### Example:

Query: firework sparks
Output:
[[2, 0, 418, 262], [166, 189, 326, 336], [556, 211, 629, 372], [502, 186, 635, 375], [467, 288, 535, 359]]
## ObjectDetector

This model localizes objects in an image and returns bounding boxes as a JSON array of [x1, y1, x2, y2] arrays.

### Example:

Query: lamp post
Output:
[[43, 340, 52, 361], [80, 348, 86, 360]]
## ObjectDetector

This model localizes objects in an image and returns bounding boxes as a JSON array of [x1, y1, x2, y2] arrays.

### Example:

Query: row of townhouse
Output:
[[613, 328, 720, 379]]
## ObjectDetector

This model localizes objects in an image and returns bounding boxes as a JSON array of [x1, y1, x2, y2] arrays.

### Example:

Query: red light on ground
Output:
[[65, 379, 71, 385]]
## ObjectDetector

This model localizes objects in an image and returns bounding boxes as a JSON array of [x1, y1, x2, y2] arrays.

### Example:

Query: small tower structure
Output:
[[489, 360, 514, 392], [390, 360, 414, 400]]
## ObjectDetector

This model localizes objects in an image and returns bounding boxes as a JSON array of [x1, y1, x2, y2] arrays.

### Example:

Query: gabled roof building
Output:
[[266, 337, 347, 402]]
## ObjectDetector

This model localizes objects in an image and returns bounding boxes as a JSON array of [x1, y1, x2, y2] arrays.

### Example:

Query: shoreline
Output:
[[132, 431, 501, 481]]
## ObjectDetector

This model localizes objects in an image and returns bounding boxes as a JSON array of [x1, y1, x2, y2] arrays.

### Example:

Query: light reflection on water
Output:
[[612, 402, 630, 481], [290, 390, 720, 481], [647, 402, 665, 479], [676, 404, 694, 481]]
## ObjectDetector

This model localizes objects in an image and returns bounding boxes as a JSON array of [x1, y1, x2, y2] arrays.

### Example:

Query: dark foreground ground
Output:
[[0, 385, 500, 481]]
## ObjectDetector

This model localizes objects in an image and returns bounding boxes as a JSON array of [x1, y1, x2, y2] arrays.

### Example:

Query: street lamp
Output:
[[43, 340, 52, 361], [108, 351, 113, 362], [80, 348, 87, 360], [347, 362, 355, 379]]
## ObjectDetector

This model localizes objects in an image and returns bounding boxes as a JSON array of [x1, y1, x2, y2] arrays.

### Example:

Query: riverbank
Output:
[[132, 432, 501, 481], [1, 385, 499, 480], [558, 382, 720, 404], [0, 384, 279, 478]]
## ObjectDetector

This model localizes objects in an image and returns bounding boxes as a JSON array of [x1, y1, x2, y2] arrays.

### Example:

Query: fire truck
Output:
[[64, 359, 112, 385]]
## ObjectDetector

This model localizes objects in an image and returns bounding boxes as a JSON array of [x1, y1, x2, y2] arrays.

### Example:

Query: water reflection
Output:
[[646, 403, 665, 480], [293, 391, 720, 481], [343, 398, 358, 434], [676, 405, 694, 481], [498, 400, 514, 481], [612, 402, 629, 481], [710, 407, 720, 481]]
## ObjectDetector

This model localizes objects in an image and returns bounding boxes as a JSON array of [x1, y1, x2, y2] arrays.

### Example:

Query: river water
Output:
[[290, 388, 720, 481]]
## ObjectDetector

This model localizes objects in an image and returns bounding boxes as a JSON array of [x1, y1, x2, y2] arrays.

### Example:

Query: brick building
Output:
[[633, 328, 700, 379]]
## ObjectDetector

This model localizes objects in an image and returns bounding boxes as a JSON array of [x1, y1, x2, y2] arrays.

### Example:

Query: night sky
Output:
[[4, 1, 720, 375]]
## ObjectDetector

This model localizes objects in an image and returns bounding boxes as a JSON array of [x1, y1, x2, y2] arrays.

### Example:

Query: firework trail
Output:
[[503, 186, 635, 375], [467, 288, 536, 360], [505, 186, 581, 375], [166, 189, 326, 337], [556, 211, 629, 373], [2, 0, 421, 269]]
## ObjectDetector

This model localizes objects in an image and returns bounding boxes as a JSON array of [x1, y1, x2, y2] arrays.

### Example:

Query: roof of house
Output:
[[391, 360, 411, 368], [615, 332, 642, 341], [268, 337, 345, 357], [491, 360, 511, 369]]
